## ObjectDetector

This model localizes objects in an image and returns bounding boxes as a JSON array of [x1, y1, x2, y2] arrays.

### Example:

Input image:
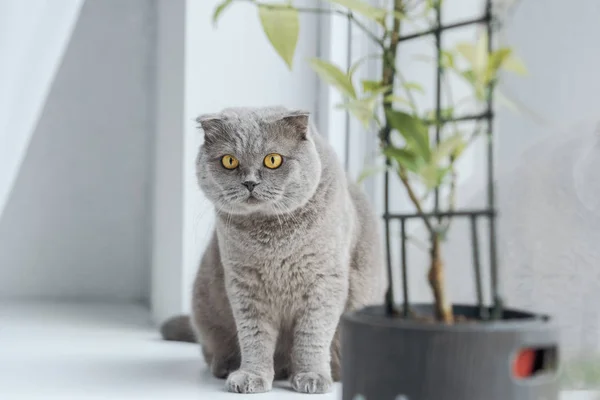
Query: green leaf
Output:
[[413, 51, 455, 69], [326, 0, 387, 24], [336, 96, 377, 127], [384, 95, 410, 106], [391, 10, 406, 20], [424, 107, 454, 125], [460, 69, 485, 100], [432, 134, 465, 162], [258, 5, 299, 69], [362, 80, 382, 93], [383, 146, 421, 173], [456, 34, 487, 79], [440, 50, 455, 69], [461, 69, 476, 85], [358, 81, 391, 102], [502, 53, 528, 75], [348, 54, 381, 78], [456, 43, 477, 67], [369, 85, 391, 96], [309, 58, 357, 98], [212, 0, 234, 26], [486, 48, 512, 83], [420, 164, 451, 189], [441, 107, 454, 120], [356, 165, 388, 184], [475, 33, 487, 73], [402, 81, 425, 94], [385, 109, 430, 161]]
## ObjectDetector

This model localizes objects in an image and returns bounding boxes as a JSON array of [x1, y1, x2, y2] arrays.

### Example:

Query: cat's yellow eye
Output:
[[221, 155, 239, 170], [264, 153, 283, 169]]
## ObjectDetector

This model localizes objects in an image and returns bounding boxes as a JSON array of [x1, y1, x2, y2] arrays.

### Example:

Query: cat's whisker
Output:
[[272, 201, 307, 239], [271, 203, 284, 228]]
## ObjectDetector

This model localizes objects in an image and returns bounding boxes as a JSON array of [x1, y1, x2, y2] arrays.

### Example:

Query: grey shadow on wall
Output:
[[0, 0, 155, 304]]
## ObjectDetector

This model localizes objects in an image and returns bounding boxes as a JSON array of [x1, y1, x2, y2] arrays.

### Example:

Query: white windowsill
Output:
[[0, 302, 593, 399], [0, 302, 339, 399]]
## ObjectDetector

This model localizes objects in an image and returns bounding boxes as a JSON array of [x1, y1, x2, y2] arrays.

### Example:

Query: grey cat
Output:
[[160, 106, 384, 394]]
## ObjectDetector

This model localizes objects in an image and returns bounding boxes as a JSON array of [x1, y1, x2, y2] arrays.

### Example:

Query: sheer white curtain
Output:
[[0, 0, 84, 217]]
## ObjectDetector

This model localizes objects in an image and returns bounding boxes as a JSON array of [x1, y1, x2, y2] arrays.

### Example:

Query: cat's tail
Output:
[[159, 315, 198, 343]]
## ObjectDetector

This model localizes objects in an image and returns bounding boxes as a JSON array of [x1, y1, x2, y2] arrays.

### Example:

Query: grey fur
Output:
[[160, 314, 196, 343], [161, 106, 384, 394]]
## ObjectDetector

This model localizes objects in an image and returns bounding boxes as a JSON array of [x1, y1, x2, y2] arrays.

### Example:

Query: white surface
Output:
[[0, 302, 340, 400], [1, 302, 595, 400], [0, 0, 83, 218], [0, 0, 155, 302], [0, 302, 593, 400], [152, 0, 322, 324]]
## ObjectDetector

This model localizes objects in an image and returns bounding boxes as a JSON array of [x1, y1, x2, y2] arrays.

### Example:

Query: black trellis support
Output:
[[400, 218, 409, 318], [423, 111, 494, 126], [433, 0, 443, 220], [384, 0, 502, 321], [469, 215, 488, 319]]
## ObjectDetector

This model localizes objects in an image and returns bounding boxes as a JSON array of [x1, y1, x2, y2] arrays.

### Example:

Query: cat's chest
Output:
[[218, 221, 336, 278], [219, 213, 336, 254], [221, 225, 324, 264], [225, 244, 332, 305]]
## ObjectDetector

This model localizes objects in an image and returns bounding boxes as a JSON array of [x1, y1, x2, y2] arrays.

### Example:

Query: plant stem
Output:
[[440, 119, 484, 235], [440, 70, 459, 231], [428, 234, 454, 323], [381, 0, 434, 236], [398, 169, 434, 235], [379, 0, 453, 323], [380, 0, 402, 140]]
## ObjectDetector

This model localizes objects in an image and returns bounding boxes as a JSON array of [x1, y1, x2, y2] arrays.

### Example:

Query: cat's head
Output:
[[195, 106, 322, 216]]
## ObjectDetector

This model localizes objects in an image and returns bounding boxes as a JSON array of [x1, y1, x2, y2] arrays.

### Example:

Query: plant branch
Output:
[[346, 12, 385, 48], [238, 0, 384, 47], [439, 119, 485, 235], [439, 69, 459, 230], [380, 0, 434, 236], [398, 168, 435, 235], [395, 66, 419, 114]]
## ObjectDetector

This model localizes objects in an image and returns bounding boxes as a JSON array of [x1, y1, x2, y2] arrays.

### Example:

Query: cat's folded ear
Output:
[[196, 113, 224, 144], [277, 110, 310, 140]]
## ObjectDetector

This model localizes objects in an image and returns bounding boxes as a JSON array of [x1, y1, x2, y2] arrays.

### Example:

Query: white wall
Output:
[[151, 0, 321, 323], [495, 0, 600, 358], [152, 0, 187, 323], [0, 0, 156, 302], [0, 0, 83, 218]]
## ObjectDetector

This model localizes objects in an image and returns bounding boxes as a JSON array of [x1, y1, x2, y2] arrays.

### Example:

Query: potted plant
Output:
[[214, 0, 560, 399]]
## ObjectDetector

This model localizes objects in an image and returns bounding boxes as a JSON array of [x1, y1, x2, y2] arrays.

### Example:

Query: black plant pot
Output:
[[341, 304, 559, 400]]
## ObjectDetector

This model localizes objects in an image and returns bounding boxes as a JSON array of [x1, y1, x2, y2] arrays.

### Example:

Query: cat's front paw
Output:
[[291, 371, 332, 394], [226, 369, 272, 394]]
